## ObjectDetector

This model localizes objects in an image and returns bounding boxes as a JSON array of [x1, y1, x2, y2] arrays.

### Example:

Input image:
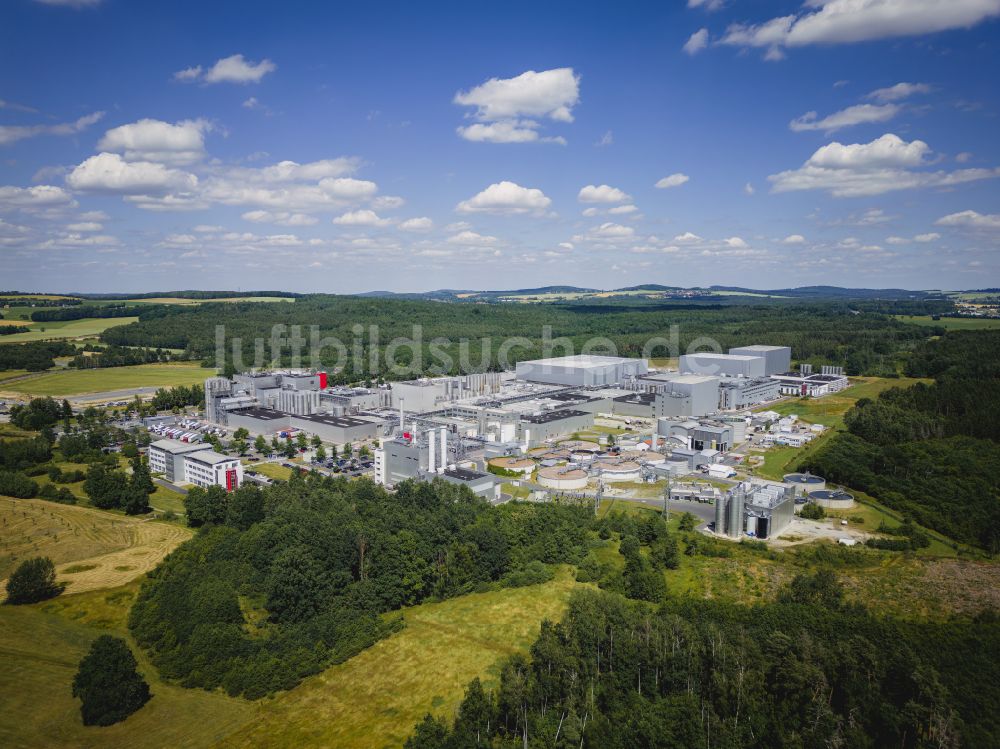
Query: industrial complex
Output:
[[181, 343, 852, 542]]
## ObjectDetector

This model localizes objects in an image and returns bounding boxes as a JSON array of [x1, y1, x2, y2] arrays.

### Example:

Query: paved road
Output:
[[154, 478, 188, 495]]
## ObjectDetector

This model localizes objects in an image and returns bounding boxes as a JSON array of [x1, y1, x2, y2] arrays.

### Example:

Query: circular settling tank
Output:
[[537, 465, 589, 490], [808, 489, 855, 509], [595, 460, 642, 482], [488, 456, 535, 475], [783, 472, 826, 491]]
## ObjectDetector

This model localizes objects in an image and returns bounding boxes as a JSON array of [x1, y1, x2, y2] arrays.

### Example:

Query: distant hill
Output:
[[354, 284, 942, 302]]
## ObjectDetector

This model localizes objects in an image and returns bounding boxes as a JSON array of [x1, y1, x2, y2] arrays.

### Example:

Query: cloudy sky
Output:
[[2, 0, 999, 293]]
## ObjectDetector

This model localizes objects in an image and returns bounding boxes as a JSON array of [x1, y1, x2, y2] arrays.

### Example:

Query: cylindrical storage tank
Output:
[[488, 457, 535, 476], [537, 465, 589, 490], [714, 494, 726, 533], [727, 489, 745, 538], [570, 450, 597, 464], [639, 451, 665, 466], [595, 460, 641, 483], [783, 472, 826, 493], [808, 489, 855, 509]]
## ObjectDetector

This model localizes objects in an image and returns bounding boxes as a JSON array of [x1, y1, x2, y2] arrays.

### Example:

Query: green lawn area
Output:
[[0, 316, 139, 344], [0, 369, 31, 383], [759, 376, 930, 429], [894, 314, 1000, 330], [245, 461, 294, 481], [219, 568, 581, 749], [0, 583, 256, 749], [2, 363, 208, 396], [149, 484, 187, 515]]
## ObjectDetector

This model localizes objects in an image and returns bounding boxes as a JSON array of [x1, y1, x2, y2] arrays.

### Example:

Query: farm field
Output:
[[894, 314, 1000, 330], [220, 568, 581, 749], [0, 362, 207, 397], [0, 497, 191, 594], [0, 316, 139, 344]]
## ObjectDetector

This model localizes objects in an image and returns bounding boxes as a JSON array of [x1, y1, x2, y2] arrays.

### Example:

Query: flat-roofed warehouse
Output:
[[520, 408, 594, 445], [226, 406, 382, 444], [288, 412, 382, 444], [728, 345, 791, 376], [515, 355, 647, 387], [680, 353, 765, 379]]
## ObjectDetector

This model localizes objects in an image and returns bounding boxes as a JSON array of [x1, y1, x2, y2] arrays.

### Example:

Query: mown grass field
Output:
[[0, 583, 256, 749], [0, 316, 140, 344], [894, 314, 1000, 330], [0, 496, 191, 595], [759, 376, 930, 429], [220, 567, 581, 749], [1, 362, 208, 396]]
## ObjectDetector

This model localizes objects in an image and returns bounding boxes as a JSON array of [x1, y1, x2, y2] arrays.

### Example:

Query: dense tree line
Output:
[[29, 304, 141, 322], [149, 383, 204, 410], [99, 296, 933, 380], [70, 345, 177, 369], [9, 397, 70, 430], [408, 575, 1000, 748], [129, 475, 591, 698], [803, 330, 1000, 552], [0, 340, 75, 371], [83, 456, 153, 515], [80, 290, 300, 300]]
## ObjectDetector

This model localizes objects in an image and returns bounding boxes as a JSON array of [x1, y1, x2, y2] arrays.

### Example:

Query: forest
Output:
[[99, 295, 937, 380], [0, 340, 76, 371], [406, 580, 1000, 749], [128, 474, 591, 698], [803, 330, 1000, 552]]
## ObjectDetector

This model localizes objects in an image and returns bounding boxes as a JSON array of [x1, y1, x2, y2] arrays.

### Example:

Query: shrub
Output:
[[72, 635, 151, 726], [5, 557, 61, 604]]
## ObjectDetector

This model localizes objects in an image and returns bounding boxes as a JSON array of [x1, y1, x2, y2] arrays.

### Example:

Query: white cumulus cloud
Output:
[[454, 68, 578, 145], [174, 54, 276, 84], [456, 181, 551, 215], [768, 133, 1000, 197], [783, 234, 806, 244], [98, 118, 211, 165], [332, 209, 389, 227], [936, 210, 1000, 230], [578, 184, 631, 203], [67, 152, 197, 195], [454, 68, 580, 122], [399, 217, 434, 232]]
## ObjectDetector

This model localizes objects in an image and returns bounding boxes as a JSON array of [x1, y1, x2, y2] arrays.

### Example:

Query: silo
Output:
[[714, 493, 727, 534], [726, 486, 745, 538]]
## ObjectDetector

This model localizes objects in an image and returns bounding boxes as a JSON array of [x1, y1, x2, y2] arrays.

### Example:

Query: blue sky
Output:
[[2, 0, 999, 293]]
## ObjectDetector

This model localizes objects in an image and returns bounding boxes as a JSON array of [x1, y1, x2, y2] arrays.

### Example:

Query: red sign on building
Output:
[[225, 468, 238, 491]]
